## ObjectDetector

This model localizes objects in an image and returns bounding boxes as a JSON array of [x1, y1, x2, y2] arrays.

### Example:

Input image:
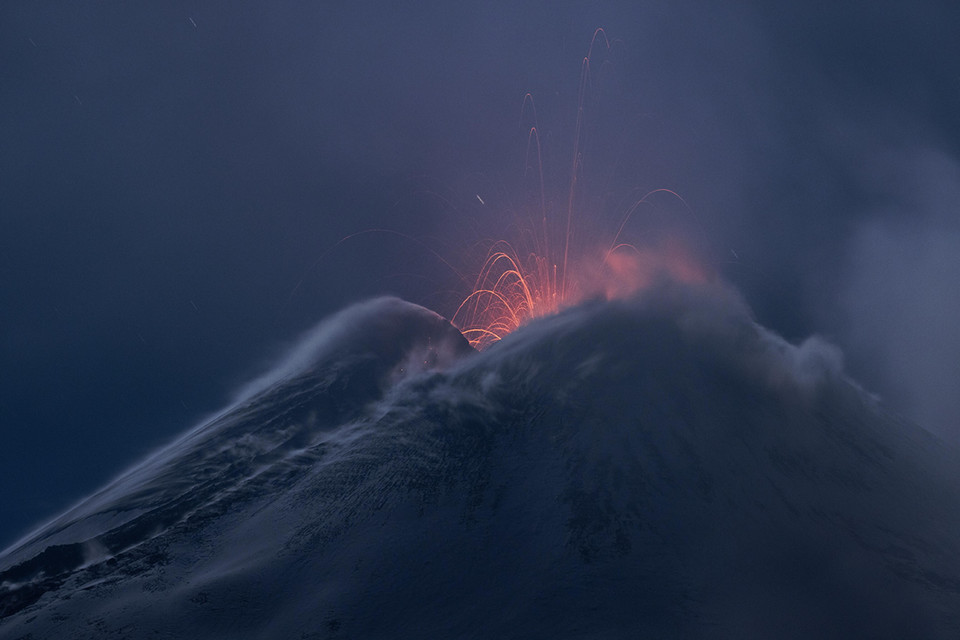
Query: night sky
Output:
[[2, 1, 959, 548]]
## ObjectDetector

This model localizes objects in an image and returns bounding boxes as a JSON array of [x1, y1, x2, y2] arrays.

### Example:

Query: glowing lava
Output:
[[452, 240, 560, 350], [452, 235, 708, 350], [452, 29, 709, 350]]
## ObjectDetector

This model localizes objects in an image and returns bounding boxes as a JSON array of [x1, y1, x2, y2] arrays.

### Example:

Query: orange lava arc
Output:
[[452, 240, 561, 350]]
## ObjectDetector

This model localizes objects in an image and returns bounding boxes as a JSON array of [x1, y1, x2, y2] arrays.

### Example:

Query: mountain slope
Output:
[[2, 286, 959, 638]]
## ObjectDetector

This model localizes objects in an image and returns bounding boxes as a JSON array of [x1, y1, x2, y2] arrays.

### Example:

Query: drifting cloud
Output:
[[839, 148, 960, 438]]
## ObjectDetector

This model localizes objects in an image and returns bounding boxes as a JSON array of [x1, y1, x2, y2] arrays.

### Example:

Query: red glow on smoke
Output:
[[599, 241, 708, 299], [452, 237, 708, 350]]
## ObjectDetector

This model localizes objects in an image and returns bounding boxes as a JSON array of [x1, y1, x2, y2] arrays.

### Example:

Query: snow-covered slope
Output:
[[2, 285, 959, 638]]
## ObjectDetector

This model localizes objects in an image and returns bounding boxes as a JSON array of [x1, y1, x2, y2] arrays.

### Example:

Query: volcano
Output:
[[2, 285, 959, 638]]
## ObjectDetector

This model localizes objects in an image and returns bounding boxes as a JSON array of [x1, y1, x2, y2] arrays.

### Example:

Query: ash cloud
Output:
[[623, 1, 960, 441]]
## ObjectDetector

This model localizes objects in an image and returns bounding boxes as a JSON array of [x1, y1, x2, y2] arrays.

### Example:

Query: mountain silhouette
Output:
[[2, 285, 959, 638]]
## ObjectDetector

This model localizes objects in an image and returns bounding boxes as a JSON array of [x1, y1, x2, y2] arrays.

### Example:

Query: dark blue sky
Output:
[[2, 1, 959, 548]]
